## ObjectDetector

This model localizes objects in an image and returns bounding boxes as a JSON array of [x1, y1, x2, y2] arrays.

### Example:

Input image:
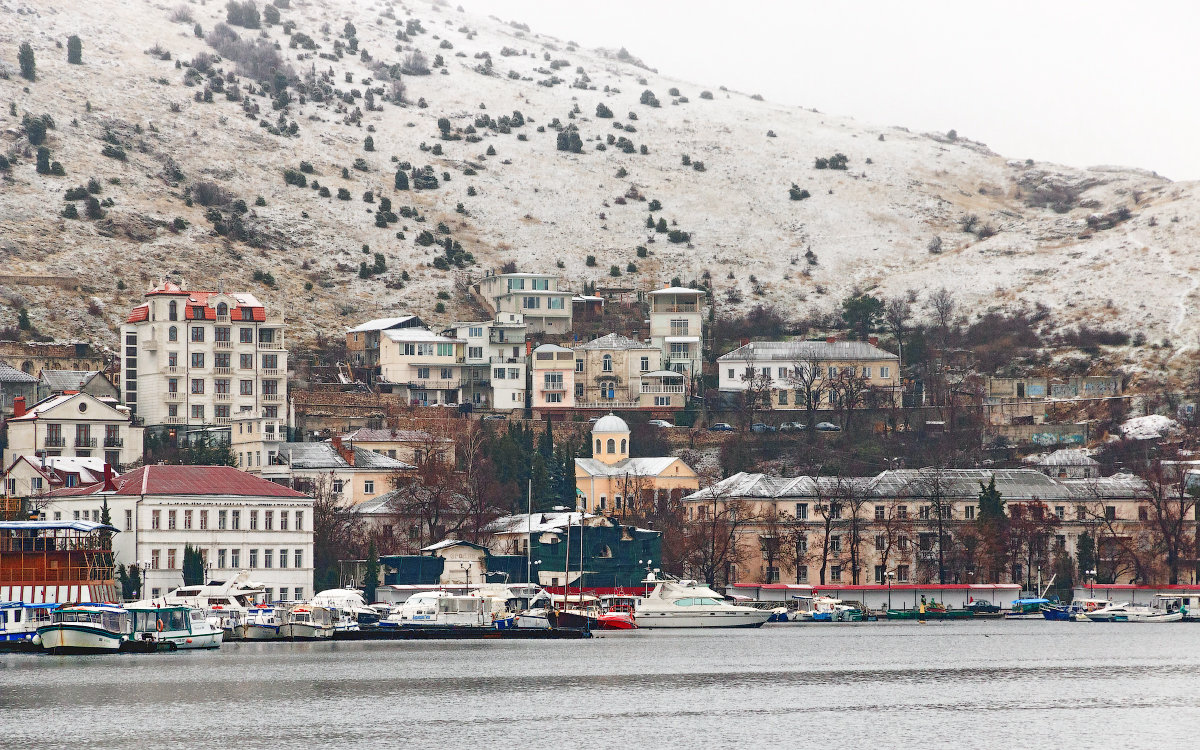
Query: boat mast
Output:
[[525, 479, 532, 587], [562, 511, 571, 612]]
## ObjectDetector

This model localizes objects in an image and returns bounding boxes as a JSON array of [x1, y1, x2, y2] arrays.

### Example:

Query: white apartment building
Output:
[[446, 312, 527, 410], [378, 327, 468, 406], [43, 465, 314, 601], [3, 392, 144, 473], [471, 271, 572, 334], [647, 285, 706, 381], [530, 343, 576, 414], [717, 339, 901, 409], [120, 281, 288, 431]]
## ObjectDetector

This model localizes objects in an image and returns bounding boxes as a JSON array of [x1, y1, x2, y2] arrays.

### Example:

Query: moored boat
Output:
[[1003, 597, 1052, 620], [1042, 598, 1111, 621], [243, 604, 283, 640], [36, 603, 130, 654], [280, 604, 335, 639], [633, 579, 771, 628], [127, 605, 223, 650], [0, 602, 56, 648]]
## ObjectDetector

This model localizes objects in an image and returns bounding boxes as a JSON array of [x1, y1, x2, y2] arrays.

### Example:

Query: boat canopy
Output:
[[1011, 598, 1051, 605]]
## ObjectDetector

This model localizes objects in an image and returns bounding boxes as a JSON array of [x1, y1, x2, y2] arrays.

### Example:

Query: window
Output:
[[218, 549, 227, 568], [1055, 506, 1066, 520], [522, 296, 540, 309], [191, 405, 205, 420], [898, 505, 908, 519], [218, 510, 228, 530], [964, 505, 976, 520], [436, 343, 454, 357], [1138, 506, 1148, 521], [606, 439, 616, 454], [167, 549, 177, 569], [875, 534, 886, 551], [240, 327, 254, 343], [653, 396, 670, 407], [875, 505, 885, 520], [151, 549, 160, 569], [640, 356, 649, 372], [187, 378, 207, 396], [830, 565, 842, 582], [669, 342, 689, 358], [620, 439, 627, 453], [168, 325, 178, 341], [468, 326, 484, 338], [874, 565, 886, 584], [468, 346, 483, 359], [168, 301, 178, 320], [1106, 506, 1117, 521], [795, 503, 808, 520], [830, 535, 841, 553], [265, 510, 273, 531], [259, 329, 276, 344], [191, 327, 205, 343], [249, 549, 258, 568], [508, 368, 520, 379], [766, 566, 780, 583], [294, 511, 302, 531], [727, 368, 734, 379], [231, 549, 240, 568], [215, 326, 230, 342], [294, 587, 304, 601], [262, 380, 279, 396], [151, 510, 161, 530], [239, 353, 253, 369], [280, 511, 289, 531], [919, 505, 931, 520], [264, 549, 273, 568], [294, 549, 303, 568], [240, 380, 254, 395], [250, 510, 259, 530], [215, 378, 230, 394], [231, 510, 241, 530], [829, 504, 842, 520], [168, 510, 176, 530], [276, 548, 288, 568], [493, 368, 506, 380], [124, 509, 133, 531], [602, 355, 613, 372], [417, 367, 430, 379], [575, 359, 584, 373], [548, 296, 564, 310], [778, 390, 788, 405], [896, 565, 910, 582], [332, 480, 344, 495], [670, 319, 689, 336], [365, 481, 375, 494], [797, 566, 808, 583], [881, 366, 891, 379]]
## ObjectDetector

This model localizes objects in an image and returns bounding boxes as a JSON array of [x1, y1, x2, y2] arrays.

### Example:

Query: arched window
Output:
[[620, 439, 627, 454], [168, 326, 178, 342], [216, 302, 228, 317], [595, 439, 601, 454], [602, 355, 612, 372], [168, 300, 178, 321], [606, 438, 615, 454]]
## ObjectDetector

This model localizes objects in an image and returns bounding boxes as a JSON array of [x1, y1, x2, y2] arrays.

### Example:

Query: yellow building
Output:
[[574, 415, 698, 516]]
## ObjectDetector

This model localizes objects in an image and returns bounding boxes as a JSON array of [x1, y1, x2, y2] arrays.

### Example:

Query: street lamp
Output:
[[1086, 568, 1097, 597], [886, 570, 895, 610]]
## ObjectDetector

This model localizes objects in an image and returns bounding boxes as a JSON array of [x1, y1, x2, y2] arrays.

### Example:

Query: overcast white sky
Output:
[[457, 1, 1199, 180]]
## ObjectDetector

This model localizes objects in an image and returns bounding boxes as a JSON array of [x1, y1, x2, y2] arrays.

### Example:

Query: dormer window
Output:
[[216, 302, 229, 317]]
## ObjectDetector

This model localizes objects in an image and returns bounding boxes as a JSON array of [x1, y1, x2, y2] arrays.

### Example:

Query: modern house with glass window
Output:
[[647, 285, 707, 383], [471, 271, 572, 334], [445, 313, 527, 410], [120, 281, 288, 434], [2, 392, 144, 474], [42, 465, 314, 602], [377, 327, 468, 406]]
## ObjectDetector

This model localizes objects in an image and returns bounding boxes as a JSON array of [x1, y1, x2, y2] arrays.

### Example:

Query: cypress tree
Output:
[[67, 35, 82, 65], [18, 42, 35, 81], [36, 147, 50, 174], [182, 544, 205, 585], [977, 476, 1004, 521], [395, 170, 409, 190], [362, 539, 379, 603]]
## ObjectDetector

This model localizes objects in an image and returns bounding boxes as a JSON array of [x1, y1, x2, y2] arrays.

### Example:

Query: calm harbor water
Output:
[[3, 621, 1199, 748]]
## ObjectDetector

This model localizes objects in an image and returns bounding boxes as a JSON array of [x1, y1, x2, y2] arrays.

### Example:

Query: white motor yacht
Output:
[[280, 605, 334, 639], [634, 579, 771, 628], [243, 605, 283, 640], [35, 603, 130, 653], [0, 602, 56, 647], [385, 586, 523, 628], [155, 571, 267, 640], [1086, 598, 1184, 623], [310, 588, 375, 630]]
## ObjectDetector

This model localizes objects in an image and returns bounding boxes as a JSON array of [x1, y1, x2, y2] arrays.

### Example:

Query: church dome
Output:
[[592, 414, 629, 434]]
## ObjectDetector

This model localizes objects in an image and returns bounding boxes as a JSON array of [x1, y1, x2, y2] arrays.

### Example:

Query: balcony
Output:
[[104, 436, 124, 448], [575, 400, 639, 409], [407, 380, 462, 392], [215, 417, 231, 426], [165, 416, 185, 425], [641, 384, 685, 394], [216, 393, 231, 402], [75, 437, 97, 448], [166, 391, 182, 401], [215, 340, 233, 350], [216, 314, 231, 324], [164, 365, 180, 374], [143, 338, 158, 351], [258, 341, 284, 350], [263, 368, 282, 377], [44, 436, 66, 448], [653, 302, 698, 313], [214, 366, 232, 375], [488, 356, 525, 364], [262, 393, 283, 403], [265, 312, 284, 324]]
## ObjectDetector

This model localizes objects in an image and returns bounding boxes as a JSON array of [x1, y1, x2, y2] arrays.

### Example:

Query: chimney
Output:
[[102, 463, 118, 493], [12, 396, 25, 418], [662, 282, 669, 289], [868, 336, 879, 346], [332, 435, 355, 467], [826, 335, 837, 344]]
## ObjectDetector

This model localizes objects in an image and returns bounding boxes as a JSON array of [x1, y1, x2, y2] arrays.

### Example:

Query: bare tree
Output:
[[758, 504, 786, 583], [786, 355, 827, 431], [311, 471, 365, 588], [874, 497, 914, 581], [683, 484, 755, 586], [884, 296, 912, 363], [927, 287, 956, 346], [1143, 461, 1199, 585], [738, 355, 775, 428], [830, 366, 871, 434], [900, 467, 957, 584], [388, 449, 464, 549]]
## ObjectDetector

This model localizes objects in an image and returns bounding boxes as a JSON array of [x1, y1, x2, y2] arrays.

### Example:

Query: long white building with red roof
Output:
[[120, 281, 288, 432], [43, 464, 313, 601]]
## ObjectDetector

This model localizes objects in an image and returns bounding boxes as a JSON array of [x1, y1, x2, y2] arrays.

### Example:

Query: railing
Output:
[[165, 416, 185, 425], [216, 393, 231, 401], [215, 367, 232, 375], [258, 341, 284, 350], [640, 384, 685, 394], [166, 392, 182, 401], [653, 303, 698, 312], [164, 365, 180, 374], [215, 417, 231, 425], [262, 393, 283, 402], [44, 436, 66, 448], [575, 400, 639, 409], [104, 437, 124, 448], [263, 368, 282, 376], [406, 381, 461, 391], [74, 436, 97, 448], [142, 338, 157, 350], [214, 340, 233, 350], [488, 356, 525, 364], [215, 314, 231, 323]]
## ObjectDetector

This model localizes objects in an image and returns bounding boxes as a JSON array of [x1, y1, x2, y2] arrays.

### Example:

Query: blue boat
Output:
[[0, 602, 57, 648], [1042, 597, 1112, 621]]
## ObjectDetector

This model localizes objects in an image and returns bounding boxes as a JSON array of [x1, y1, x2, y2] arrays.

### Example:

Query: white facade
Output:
[[647, 286, 706, 380], [3, 392, 144, 473], [120, 282, 288, 430], [448, 313, 527, 411], [378, 327, 467, 405], [42, 466, 314, 601], [473, 272, 572, 334]]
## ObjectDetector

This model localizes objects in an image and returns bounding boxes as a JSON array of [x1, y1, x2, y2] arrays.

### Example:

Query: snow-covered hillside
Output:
[[1, 0, 1197, 372]]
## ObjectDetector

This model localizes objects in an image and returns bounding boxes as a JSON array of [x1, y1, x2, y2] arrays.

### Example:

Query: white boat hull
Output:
[[283, 623, 332, 639], [37, 624, 124, 653], [158, 630, 224, 649], [633, 610, 771, 628], [243, 624, 281, 640]]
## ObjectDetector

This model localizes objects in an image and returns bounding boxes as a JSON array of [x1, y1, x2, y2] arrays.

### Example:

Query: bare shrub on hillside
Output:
[[207, 23, 294, 85]]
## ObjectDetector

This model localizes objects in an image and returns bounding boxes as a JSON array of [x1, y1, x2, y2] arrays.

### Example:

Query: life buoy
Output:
[[156, 618, 164, 632]]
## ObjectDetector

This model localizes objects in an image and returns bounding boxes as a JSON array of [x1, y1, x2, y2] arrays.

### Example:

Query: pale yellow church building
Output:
[[574, 415, 698, 516]]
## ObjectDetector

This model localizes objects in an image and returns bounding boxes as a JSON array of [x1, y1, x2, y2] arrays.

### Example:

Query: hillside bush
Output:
[[596, 102, 613, 118], [67, 35, 82, 65], [18, 42, 35, 81], [226, 1, 261, 29], [639, 89, 660, 107]]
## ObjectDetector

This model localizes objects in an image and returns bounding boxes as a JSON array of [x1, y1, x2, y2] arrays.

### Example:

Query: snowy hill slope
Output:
[[1, 0, 1197, 371]]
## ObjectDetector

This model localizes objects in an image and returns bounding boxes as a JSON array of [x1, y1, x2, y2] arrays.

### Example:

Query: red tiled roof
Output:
[[127, 304, 149, 323], [47, 465, 309, 499], [144, 282, 189, 296]]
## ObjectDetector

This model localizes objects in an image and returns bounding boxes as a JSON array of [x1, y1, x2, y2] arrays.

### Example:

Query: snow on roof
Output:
[[718, 340, 899, 362], [381, 327, 462, 344], [1121, 414, 1180, 441], [575, 332, 657, 351], [1037, 449, 1099, 467], [648, 286, 705, 296], [0, 520, 117, 533], [340, 428, 449, 444], [347, 316, 421, 333], [278, 442, 413, 471], [575, 456, 680, 477], [643, 370, 684, 378], [533, 343, 574, 353], [420, 539, 488, 552], [40, 370, 105, 393], [591, 414, 629, 433]]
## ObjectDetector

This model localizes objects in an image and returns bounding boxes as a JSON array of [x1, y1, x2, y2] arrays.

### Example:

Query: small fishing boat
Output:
[[280, 604, 335, 639], [243, 604, 283, 640], [1042, 598, 1111, 621], [35, 603, 130, 654], [886, 603, 974, 620], [0, 602, 56, 649], [1003, 597, 1052, 620], [127, 605, 223, 650]]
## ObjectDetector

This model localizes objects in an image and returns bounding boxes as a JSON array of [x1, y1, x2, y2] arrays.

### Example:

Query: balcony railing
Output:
[[165, 416, 185, 425], [407, 381, 462, 391], [263, 368, 282, 376], [258, 341, 284, 350], [215, 417, 231, 425], [216, 393, 231, 401], [216, 314, 231, 323], [164, 365, 180, 374], [214, 366, 232, 375], [653, 303, 698, 312], [214, 340, 233, 350], [44, 436, 66, 448], [104, 436, 124, 448], [640, 384, 685, 394], [75, 437, 97, 448], [166, 392, 182, 401], [575, 400, 639, 409], [488, 356, 525, 364], [262, 393, 283, 402]]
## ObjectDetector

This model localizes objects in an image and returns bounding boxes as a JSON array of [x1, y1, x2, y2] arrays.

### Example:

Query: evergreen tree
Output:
[[99, 497, 113, 551], [24, 117, 47, 146], [17, 308, 31, 330], [1076, 533, 1097, 581], [67, 35, 82, 65], [655, 217, 667, 233], [395, 170, 409, 190], [182, 544, 205, 585], [645, 214, 654, 229], [977, 476, 1004, 521], [124, 563, 142, 600], [35, 147, 50, 175], [364, 135, 374, 151], [18, 42, 35, 81], [362, 539, 379, 603], [840, 292, 885, 340]]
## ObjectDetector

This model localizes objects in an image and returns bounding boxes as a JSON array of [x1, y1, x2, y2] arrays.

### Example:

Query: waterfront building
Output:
[[3, 456, 108, 503], [120, 281, 288, 431], [574, 415, 698, 516], [43, 464, 314, 601], [2, 392, 144, 473]]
